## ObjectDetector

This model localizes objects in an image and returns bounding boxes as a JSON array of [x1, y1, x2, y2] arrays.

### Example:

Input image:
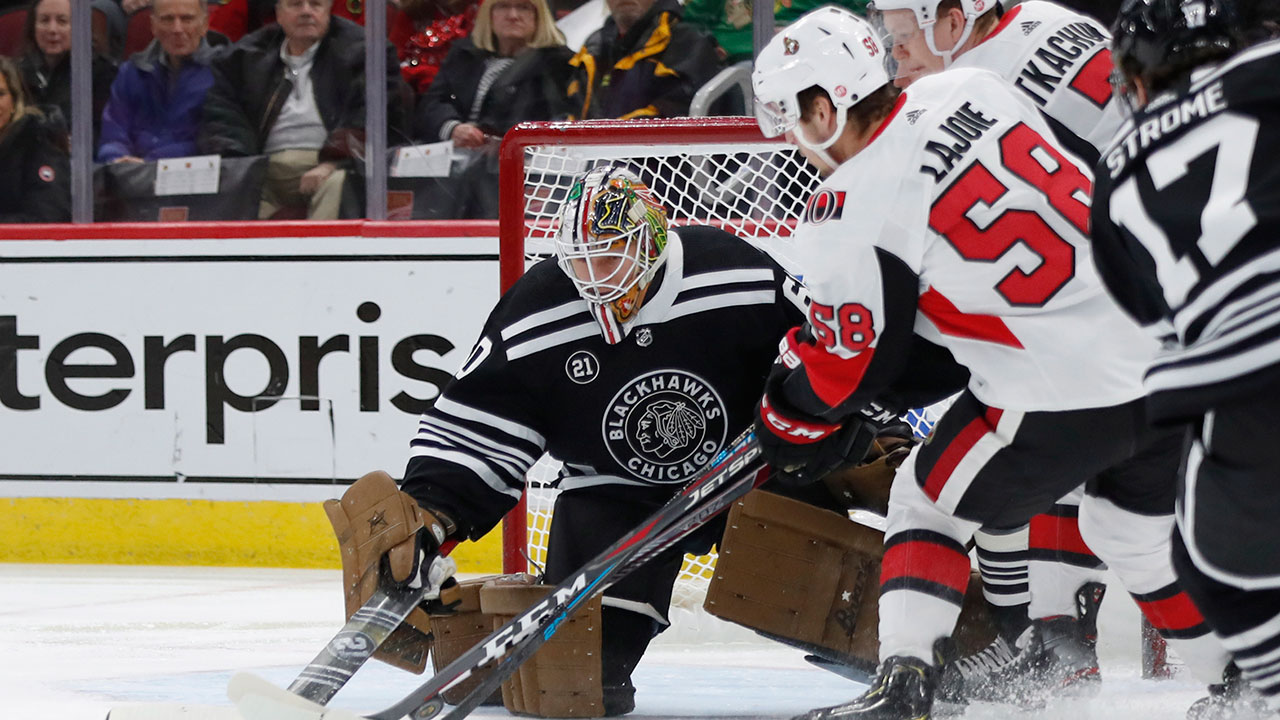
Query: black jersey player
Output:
[[1094, 0, 1280, 714], [396, 165, 816, 714]]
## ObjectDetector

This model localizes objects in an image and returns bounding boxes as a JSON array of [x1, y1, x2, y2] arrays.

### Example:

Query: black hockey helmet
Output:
[[1111, 0, 1242, 107]]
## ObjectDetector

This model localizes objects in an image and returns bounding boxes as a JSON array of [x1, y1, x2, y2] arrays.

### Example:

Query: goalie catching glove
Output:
[[324, 470, 462, 673]]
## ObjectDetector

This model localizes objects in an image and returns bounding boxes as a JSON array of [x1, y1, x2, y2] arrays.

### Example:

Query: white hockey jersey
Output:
[[956, 0, 1124, 163], [785, 68, 1155, 418]]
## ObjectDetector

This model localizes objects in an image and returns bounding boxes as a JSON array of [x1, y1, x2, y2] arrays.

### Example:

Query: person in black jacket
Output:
[[0, 56, 70, 223], [17, 0, 118, 145], [197, 0, 411, 219], [567, 0, 721, 120], [414, 0, 571, 217]]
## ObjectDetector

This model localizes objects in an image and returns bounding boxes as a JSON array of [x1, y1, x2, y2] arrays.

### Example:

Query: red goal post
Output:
[[495, 117, 823, 580]]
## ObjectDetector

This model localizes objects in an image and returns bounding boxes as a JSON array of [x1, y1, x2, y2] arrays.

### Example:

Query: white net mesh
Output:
[[504, 119, 951, 612]]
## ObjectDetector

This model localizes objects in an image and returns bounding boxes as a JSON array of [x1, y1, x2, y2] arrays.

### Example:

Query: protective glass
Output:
[[868, 8, 919, 83]]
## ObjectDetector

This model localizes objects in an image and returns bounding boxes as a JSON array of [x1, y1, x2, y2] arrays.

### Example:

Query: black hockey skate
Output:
[[1186, 663, 1272, 720], [941, 582, 1105, 708], [793, 655, 939, 720]]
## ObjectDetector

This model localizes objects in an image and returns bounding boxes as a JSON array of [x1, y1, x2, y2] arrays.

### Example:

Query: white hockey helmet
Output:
[[752, 7, 890, 154], [554, 165, 669, 328], [872, 0, 996, 64]]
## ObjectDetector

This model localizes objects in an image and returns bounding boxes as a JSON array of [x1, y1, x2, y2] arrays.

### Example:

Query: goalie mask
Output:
[[752, 7, 889, 168], [555, 166, 669, 344]]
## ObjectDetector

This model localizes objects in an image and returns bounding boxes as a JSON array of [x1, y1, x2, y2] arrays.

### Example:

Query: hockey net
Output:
[[496, 118, 948, 614]]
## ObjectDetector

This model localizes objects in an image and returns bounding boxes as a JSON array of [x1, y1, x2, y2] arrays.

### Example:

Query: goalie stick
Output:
[[231, 426, 770, 720], [288, 582, 428, 704]]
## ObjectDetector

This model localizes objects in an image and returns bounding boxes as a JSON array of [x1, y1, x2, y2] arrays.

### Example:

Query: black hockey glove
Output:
[[755, 392, 879, 486]]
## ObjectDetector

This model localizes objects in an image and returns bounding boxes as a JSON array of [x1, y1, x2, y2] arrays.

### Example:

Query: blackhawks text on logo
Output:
[[602, 369, 727, 483]]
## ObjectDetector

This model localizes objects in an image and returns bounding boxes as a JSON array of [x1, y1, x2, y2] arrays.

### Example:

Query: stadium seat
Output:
[[124, 8, 153, 57], [0, 8, 27, 58]]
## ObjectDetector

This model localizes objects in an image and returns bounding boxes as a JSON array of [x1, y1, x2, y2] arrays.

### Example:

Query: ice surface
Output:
[[0, 564, 1208, 720]]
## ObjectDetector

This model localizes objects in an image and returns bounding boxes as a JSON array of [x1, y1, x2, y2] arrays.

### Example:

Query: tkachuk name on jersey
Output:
[[920, 102, 1000, 182], [1103, 81, 1228, 178], [603, 369, 727, 483], [1012, 22, 1108, 107]]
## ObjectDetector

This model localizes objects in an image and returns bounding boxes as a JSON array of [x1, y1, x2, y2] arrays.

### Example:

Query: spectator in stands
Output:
[[18, 0, 118, 143], [567, 0, 720, 119], [393, 0, 480, 93], [207, 0, 370, 42], [683, 0, 869, 64], [414, 0, 570, 217], [97, 0, 216, 163], [198, 0, 410, 219], [0, 56, 69, 222]]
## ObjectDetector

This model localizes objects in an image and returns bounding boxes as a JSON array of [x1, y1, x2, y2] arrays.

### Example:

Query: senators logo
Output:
[[804, 189, 846, 225], [603, 369, 727, 483]]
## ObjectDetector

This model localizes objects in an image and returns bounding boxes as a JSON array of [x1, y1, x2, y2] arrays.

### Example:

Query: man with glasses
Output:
[[197, 0, 410, 219]]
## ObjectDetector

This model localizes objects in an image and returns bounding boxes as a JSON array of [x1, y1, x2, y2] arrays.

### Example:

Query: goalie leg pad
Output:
[[705, 490, 997, 669], [480, 577, 605, 718], [428, 576, 512, 706], [323, 470, 433, 673]]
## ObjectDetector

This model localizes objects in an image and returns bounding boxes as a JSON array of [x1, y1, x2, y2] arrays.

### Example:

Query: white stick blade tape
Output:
[[105, 705, 243, 720], [227, 672, 365, 720]]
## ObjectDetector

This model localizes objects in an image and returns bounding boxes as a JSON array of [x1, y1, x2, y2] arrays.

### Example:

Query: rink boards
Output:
[[0, 221, 506, 571]]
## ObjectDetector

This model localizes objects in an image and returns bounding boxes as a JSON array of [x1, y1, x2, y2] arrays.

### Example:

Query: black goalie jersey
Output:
[[1091, 39, 1280, 423], [402, 226, 806, 540]]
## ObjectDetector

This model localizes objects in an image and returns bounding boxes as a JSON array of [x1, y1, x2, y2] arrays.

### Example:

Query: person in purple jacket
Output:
[[97, 0, 216, 163]]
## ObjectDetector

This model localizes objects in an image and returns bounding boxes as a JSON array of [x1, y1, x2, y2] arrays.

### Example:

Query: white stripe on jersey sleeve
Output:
[[1176, 248, 1280, 341], [681, 268, 776, 290], [433, 396, 547, 447], [500, 299, 586, 341], [407, 445, 524, 499], [666, 289, 777, 321], [1148, 338, 1280, 393], [415, 419, 537, 478], [506, 321, 599, 361]]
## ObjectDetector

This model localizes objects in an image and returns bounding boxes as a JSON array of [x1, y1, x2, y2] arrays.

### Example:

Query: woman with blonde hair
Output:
[[0, 55, 70, 223], [414, 0, 572, 217]]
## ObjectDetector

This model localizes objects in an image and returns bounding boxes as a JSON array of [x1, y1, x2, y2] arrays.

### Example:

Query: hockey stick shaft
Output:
[[370, 428, 769, 720], [288, 584, 428, 703]]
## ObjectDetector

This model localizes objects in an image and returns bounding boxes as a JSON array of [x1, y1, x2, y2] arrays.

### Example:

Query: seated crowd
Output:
[[0, 0, 1117, 223]]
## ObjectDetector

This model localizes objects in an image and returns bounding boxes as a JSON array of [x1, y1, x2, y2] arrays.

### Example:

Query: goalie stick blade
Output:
[[228, 671, 367, 720], [104, 704, 243, 720]]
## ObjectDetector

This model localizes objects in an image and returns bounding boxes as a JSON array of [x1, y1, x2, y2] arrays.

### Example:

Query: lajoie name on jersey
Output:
[[919, 100, 1000, 182], [603, 369, 728, 483]]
